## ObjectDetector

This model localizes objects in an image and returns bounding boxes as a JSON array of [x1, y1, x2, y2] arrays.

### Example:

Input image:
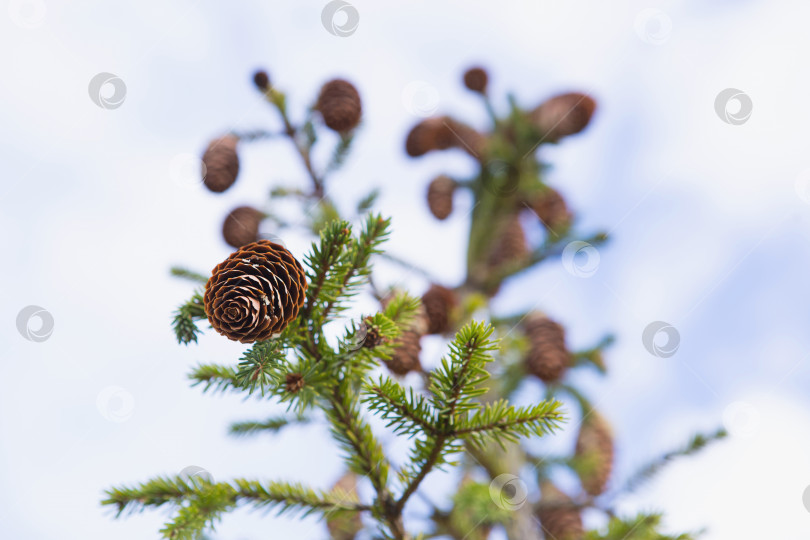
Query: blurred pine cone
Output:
[[427, 175, 456, 220], [524, 313, 570, 383], [405, 116, 486, 158], [575, 411, 614, 496], [537, 481, 584, 540], [204, 240, 307, 343], [326, 472, 362, 540], [285, 373, 305, 394], [317, 79, 362, 132], [487, 214, 529, 270], [379, 291, 426, 376], [528, 92, 596, 142], [201, 135, 240, 193], [385, 328, 423, 375], [529, 188, 572, 234], [421, 284, 457, 335], [222, 206, 264, 248], [463, 66, 489, 94], [253, 70, 270, 91]]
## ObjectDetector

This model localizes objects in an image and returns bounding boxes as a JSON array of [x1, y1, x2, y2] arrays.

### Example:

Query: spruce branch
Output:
[[234, 340, 287, 396], [188, 364, 239, 394], [232, 479, 370, 515], [103, 475, 204, 516], [364, 377, 438, 438], [584, 512, 699, 540], [262, 86, 326, 198], [320, 214, 391, 322], [479, 229, 609, 291], [428, 321, 498, 417], [453, 399, 564, 449], [325, 381, 390, 495], [173, 291, 206, 345], [325, 132, 355, 175], [621, 428, 727, 495], [396, 323, 502, 511], [356, 188, 380, 214], [572, 334, 616, 374], [159, 482, 236, 540], [302, 220, 354, 324], [228, 415, 309, 437], [104, 476, 368, 540], [170, 267, 209, 285]]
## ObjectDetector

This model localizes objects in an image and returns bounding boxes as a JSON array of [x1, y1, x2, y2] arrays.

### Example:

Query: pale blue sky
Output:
[[2, 1, 810, 538]]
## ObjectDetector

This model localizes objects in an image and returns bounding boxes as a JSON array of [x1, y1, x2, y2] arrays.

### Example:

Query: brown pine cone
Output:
[[537, 481, 584, 540], [285, 373, 305, 393], [575, 411, 614, 496], [529, 188, 572, 233], [204, 240, 307, 343], [487, 215, 529, 270], [316, 79, 362, 132], [528, 92, 597, 143], [427, 175, 456, 220], [421, 284, 457, 335], [385, 329, 423, 375], [379, 292, 427, 376], [405, 116, 486, 158], [201, 135, 240, 193], [524, 312, 570, 383], [253, 70, 270, 91], [327, 472, 363, 540], [463, 67, 489, 94], [222, 206, 264, 248]]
